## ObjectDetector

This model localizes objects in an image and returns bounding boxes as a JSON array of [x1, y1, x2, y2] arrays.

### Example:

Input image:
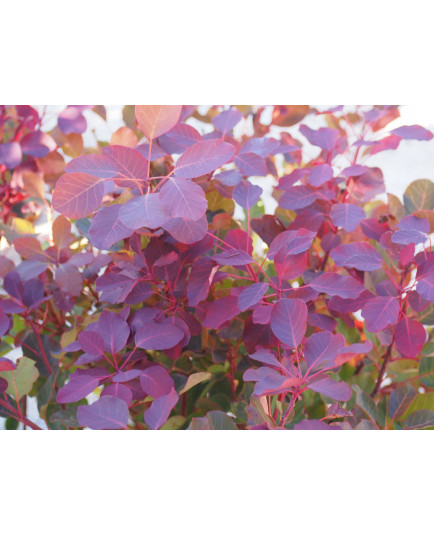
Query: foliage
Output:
[[1, 104, 434, 430]]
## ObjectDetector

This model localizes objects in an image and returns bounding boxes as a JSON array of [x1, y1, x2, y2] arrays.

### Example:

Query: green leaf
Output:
[[246, 397, 274, 429], [419, 356, 434, 388], [355, 419, 377, 430], [405, 394, 434, 417], [207, 410, 238, 430], [49, 407, 81, 429], [403, 179, 434, 214], [0, 357, 39, 401], [5, 417, 19, 430], [21, 333, 59, 377], [353, 385, 378, 424], [37, 370, 61, 411], [404, 410, 434, 430], [387, 193, 406, 220], [160, 416, 186, 430], [388, 385, 418, 420], [179, 372, 212, 395], [187, 417, 210, 430], [418, 304, 434, 326]]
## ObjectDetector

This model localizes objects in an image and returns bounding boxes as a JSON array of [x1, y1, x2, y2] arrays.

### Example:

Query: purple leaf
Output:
[[328, 290, 375, 314], [88, 311, 130, 355], [308, 377, 352, 401], [56, 375, 99, 403], [212, 249, 253, 266], [0, 309, 11, 338], [162, 215, 208, 244], [341, 165, 370, 178], [330, 203, 366, 232], [330, 242, 383, 271], [392, 215, 430, 245], [361, 296, 400, 332], [270, 298, 307, 348], [135, 321, 185, 350], [369, 135, 401, 155], [238, 283, 269, 311], [0, 141, 22, 168], [395, 318, 426, 357], [101, 384, 133, 406], [136, 142, 168, 161], [65, 153, 121, 179], [360, 218, 390, 241], [234, 152, 268, 177], [135, 105, 182, 140], [243, 366, 277, 382], [268, 229, 316, 259], [144, 388, 179, 430], [335, 341, 374, 366], [417, 271, 434, 302], [299, 124, 340, 151], [187, 258, 218, 306], [214, 169, 243, 187], [391, 125, 433, 141], [102, 145, 149, 187], [252, 304, 272, 324], [55, 263, 82, 296], [249, 348, 282, 368], [294, 419, 336, 430], [140, 365, 174, 398], [274, 250, 308, 281], [78, 330, 105, 357], [75, 353, 103, 365], [58, 106, 87, 134], [307, 312, 337, 332], [202, 296, 240, 329], [308, 164, 333, 187], [119, 193, 169, 230], [158, 122, 202, 153], [233, 181, 263, 209], [309, 273, 365, 299], [20, 131, 56, 157], [89, 204, 134, 250], [125, 281, 153, 305], [241, 137, 280, 157], [253, 371, 300, 397], [175, 140, 236, 179], [212, 109, 243, 133], [304, 332, 345, 371], [4, 271, 25, 303], [77, 396, 129, 430], [159, 177, 207, 221], [52, 173, 105, 219], [278, 169, 307, 190], [279, 185, 320, 210], [112, 369, 142, 382]]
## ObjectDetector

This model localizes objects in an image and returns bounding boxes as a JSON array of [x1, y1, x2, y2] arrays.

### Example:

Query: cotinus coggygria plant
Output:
[[1, 104, 434, 430]]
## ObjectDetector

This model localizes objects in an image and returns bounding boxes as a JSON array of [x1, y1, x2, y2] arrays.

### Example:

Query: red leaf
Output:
[[135, 105, 182, 140], [394, 318, 426, 357], [52, 172, 105, 218]]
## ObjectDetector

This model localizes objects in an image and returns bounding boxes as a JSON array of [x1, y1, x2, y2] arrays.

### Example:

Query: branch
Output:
[[0, 398, 43, 430], [371, 338, 395, 396]]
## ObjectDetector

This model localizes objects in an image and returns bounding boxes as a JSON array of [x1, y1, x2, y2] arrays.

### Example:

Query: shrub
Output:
[[1, 104, 433, 430]]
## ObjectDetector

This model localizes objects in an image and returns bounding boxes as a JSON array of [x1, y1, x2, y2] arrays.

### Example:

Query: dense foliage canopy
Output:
[[1, 104, 433, 430]]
